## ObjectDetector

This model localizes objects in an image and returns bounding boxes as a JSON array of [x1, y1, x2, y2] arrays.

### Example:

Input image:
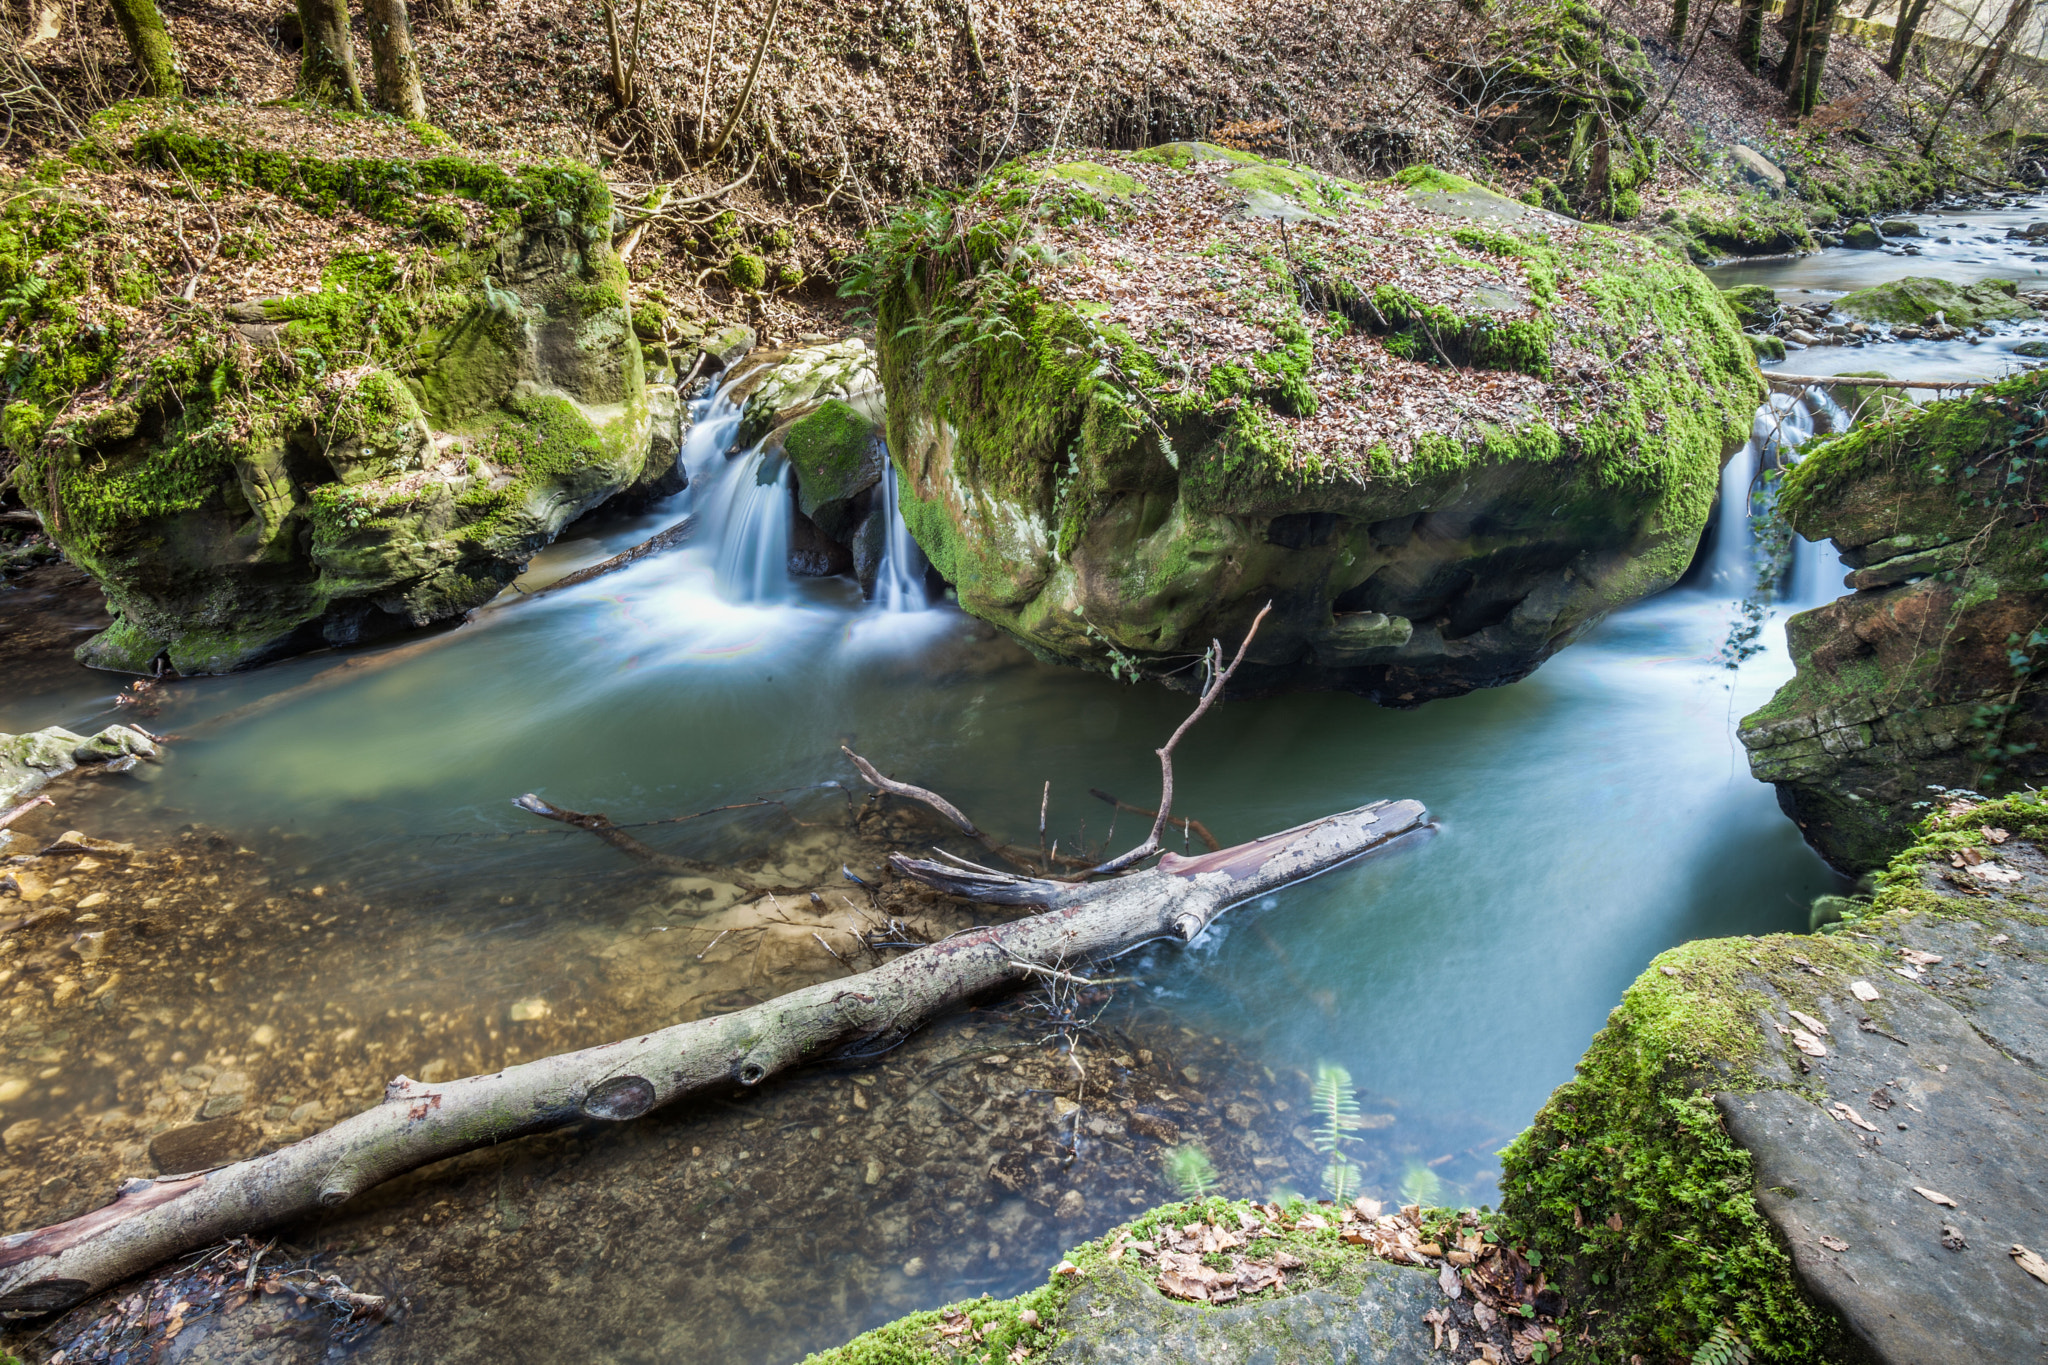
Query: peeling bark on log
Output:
[[0, 797, 1426, 1316]]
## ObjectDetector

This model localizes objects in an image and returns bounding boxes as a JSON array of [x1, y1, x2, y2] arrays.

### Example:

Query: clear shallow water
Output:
[[15, 213, 2048, 1360]]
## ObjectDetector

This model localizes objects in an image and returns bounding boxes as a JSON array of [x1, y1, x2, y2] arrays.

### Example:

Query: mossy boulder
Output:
[[1833, 275, 2037, 329], [0, 723, 156, 806], [857, 147, 1760, 701], [1739, 369, 2048, 872], [1841, 221, 1883, 250], [6, 102, 653, 673], [1720, 284, 1778, 331], [1500, 796, 2048, 1361]]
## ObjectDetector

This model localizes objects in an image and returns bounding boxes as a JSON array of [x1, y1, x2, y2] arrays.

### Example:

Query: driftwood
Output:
[[510, 792, 807, 894], [0, 795, 1428, 1316], [1760, 371, 1988, 390]]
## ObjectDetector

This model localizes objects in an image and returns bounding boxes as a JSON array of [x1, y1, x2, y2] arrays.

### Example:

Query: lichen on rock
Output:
[[1740, 368, 2048, 872], [3, 100, 655, 674], [853, 145, 1760, 701], [1832, 275, 2038, 330]]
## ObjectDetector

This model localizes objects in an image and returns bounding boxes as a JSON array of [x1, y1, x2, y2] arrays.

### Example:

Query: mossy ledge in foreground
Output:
[[3, 99, 656, 674], [857, 146, 1761, 705], [806, 792, 2048, 1363]]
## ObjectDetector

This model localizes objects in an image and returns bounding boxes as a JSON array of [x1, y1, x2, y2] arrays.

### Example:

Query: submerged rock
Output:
[[1833, 275, 2037, 330], [9, 105, 664, 675], [1741, 369, 2048, 872], [864, 149, 1760, 700]]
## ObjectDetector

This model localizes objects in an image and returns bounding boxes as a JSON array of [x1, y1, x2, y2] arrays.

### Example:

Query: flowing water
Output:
[[4, 198, 2046, 1363]]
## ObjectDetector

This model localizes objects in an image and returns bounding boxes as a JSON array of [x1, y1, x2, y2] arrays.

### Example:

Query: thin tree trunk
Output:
[[707, 0, 781, 160], [1795, 0, 1842, 112], [1670, 0, 1691, 43], [1883, 0, 1932, 77], [1921, 0, 2006, 150], [107, 0, 180, 95], [294, 0, 365, 109], [1777, 0, 1814, 90], [1972, 0, 2034, 100], [0, 797, 1429, 1315], [1737, 0, 1768, 70], [365, 0, 426, 120]]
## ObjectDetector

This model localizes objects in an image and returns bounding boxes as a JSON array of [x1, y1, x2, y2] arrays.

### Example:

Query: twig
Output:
[[1084, 602, 1273, 876], [511, 794, 802, 893], [1087, 788, 1221, 852], [841, 747, 981, 835], [707, 0, 782, 161], [0, 794, 52, 832], [696, 928, 732, 960]]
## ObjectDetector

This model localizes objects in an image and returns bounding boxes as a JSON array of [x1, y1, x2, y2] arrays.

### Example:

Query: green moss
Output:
[[1498, 935, 1874, 1362], [1394, 164, 1477, 193], [1128, 141, 1263, 169], [727, 251, 768, 291], [1719, 285, 1777, 331], [1832, 276, 2033, 329], [1044, 160, 1144, 199]]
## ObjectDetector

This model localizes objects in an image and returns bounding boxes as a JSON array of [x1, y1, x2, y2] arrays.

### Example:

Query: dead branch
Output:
[[0, 795, 52, 832], [839, 746, 980, 835], [0, 795, 1425, 1315], [1088, 788, 1221, 853], [706, 0, 781, 161], [1086, 602, 1272, 876], [510, 793, 803, 894], [515, 515, 694, 601]]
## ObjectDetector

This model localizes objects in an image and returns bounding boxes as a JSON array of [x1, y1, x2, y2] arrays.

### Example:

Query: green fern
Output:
[[1397, 1161, 1442, 1209], [1693, 1322, 1751, 1365], [1321, 1158, 1361, 1204], [1311, 1062, 1368, 1203], [1162, 1143, 1219, 1199]]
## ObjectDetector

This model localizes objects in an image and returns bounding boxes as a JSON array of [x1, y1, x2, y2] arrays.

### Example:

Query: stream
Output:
[[3, 193, 2046, 1363]]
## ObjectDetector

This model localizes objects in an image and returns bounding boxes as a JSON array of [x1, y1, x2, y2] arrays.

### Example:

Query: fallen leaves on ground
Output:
[[2012, 1245, 2048, 1284], [1914, 1186, 1959, 1208], [1818, 1234, 1849, 1252]]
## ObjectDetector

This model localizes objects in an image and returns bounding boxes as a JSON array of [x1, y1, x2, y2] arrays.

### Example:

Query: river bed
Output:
[[6, 197, 2046, 1363]]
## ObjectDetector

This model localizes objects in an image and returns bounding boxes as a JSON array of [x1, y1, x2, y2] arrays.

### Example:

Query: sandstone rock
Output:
[[871, 152, 1759, 701], [12, 108, 655, 676], [1731, 145, 1787, 189], [1842, 221, 1884, 250], [1741, 369, 2048, 871]]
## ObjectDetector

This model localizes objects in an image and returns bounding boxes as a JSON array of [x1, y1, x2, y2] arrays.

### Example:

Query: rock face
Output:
[[723, 338, 895, 593], [866, 148, 1760, 701], [1503, 790, 2048, 1363], [1740, 370, 2048, 873], [7, 105, 657, 674], [1834, 275, 2037, 329], [0, 725, 156, 807]]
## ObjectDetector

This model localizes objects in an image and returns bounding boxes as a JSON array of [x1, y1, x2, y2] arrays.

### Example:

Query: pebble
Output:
[[901, 1256, 925, 1277], [864, 1158, 884, 1185], [1055, 1190, 1086, 1219]]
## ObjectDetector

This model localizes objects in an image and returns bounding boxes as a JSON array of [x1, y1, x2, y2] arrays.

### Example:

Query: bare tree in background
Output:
[[1883, 0, 1936, 78], [1972, 0, 2037, 99], [108, 0, 181, 95], [1736, 0, 1767, 71], [295, 0, 366, 109], [1788, 0, 1844, 112], [367, 0, 427, 119]]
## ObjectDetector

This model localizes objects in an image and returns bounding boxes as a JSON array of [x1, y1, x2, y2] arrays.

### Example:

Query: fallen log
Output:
[[0, 795, 1428, 1316]]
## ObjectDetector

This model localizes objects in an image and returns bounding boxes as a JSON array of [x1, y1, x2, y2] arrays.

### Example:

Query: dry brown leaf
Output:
[[1438, 1262, 1462, 1298], [1900, 949, 1944, 966], [1850, 979, 1881, 1001], [1791, 1029, 1828, 1057], [1818, 1234, 1849, 1252], [1790, 1009, 1830, 1036], [1983, 827, 2010, 843], [2011, 1245, 2048, 1285], [1913, 1187, 1958, 1208], [1830, 1101, 1879, 1132]]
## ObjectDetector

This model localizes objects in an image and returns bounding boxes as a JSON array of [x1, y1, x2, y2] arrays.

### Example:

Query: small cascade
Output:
[[1710, 386, 1854, 607], [873, 460, 931, 613], [708, 447, 795, 605]]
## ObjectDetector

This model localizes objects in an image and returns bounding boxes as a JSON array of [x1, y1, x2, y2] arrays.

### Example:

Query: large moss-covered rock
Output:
[[860, 149, 1760, 701], [4, 102, 652, 674], [1503, 792, 2048, 1364], [1833, 275, 2038, 329], [1739, 370, 2048, 872]]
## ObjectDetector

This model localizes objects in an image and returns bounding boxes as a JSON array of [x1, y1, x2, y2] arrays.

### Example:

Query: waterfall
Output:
[[1710, 387, 1852, 606], [873, 459, 930, 613], [707, 447, 795, 605]]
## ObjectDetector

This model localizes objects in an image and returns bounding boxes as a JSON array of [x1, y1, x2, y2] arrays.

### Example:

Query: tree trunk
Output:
[[365, 0, 427, 120], [1776, 0, 1813, 90], [1670, 0, 1691, 43], [1795, 0, 1842, 112], [1883, 0, 1932, 77], [107, 0, 181, 96], [1737, 0, 1768, 70], [0, 798, 1429, 1316], [1972, 0, 2034, 100], [294, 0, 365, 110]]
